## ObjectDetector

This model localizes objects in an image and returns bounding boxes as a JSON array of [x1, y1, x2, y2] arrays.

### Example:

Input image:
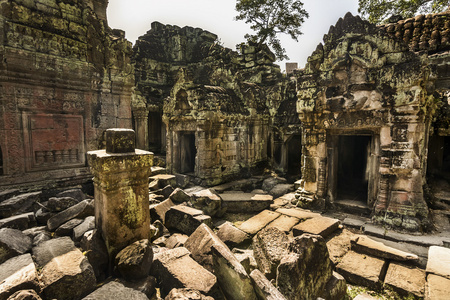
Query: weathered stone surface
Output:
[[150, 199, 175, 223], [32, 232, 51, 247], [320, 272, 347, 300], [211, 244, 257, 300], [0, 254, 39, 300], [336, 251, 387, 289], [56, 189, 87, 202], [275, 208, 320, 220], [0, 192, 41, 218], [351, 235, 419, 262], [161, 185, 175, 199], [426, 246, 450, 279], [150, 174, 177, 189], [47, 197, 79, 212], [33, 237, 96, 300], [6, 289, 42, 300], [384, 263, 425, 297], [250, 269, 287, 300], [0, 213, 36, 230], [169, 188, 192, 204], [165, 233, 188, 249], [55, 218, 84, 237], [232, 248, 258, 275], [0, 228, 32, 264], [118, 276, 157, 299], [47, 199, 94, 231], [80, 230, 108, 281], [266, 214, 300, 232], [326, 229, 355, 265], [35, 208, 53, 226], [238, 210, 280, 235], [269, 184, 294, 199], [115, 239, 153, 281], [426, 274, 450, 300], [151, 247, 219, 298], [82, 281, 149, 300], [252, 227, 289, 280], [22, 226, 47, 240], [165, 288, 214, 300], [191, 189, 223, 217], [0, 190, 20, 204], [220, 192, 273, 213], [73, 216, 96, 243], [216, 222, 250, 248], [292, 216, 340, 238], [105, 128, 136, 153], [262, 177, 287, 192], [165, 205, 212, 235], [277, 234, 333, 300]]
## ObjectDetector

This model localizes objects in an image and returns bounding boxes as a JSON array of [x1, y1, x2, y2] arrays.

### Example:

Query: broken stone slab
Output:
[[292, 216, 340, 238], [6, 289, 42, 300], [426, 246, 450, 279], [150, 198, 175, 223], [0, 192, 41, 219], [343, 217, 366, 230], [276, 234, 333, 300], [0, 189, 20, 203], [32, 232, 51, 247], [384, 263, 425, 298], [169, 188, 192, 204], [238, 210, 280, 235], [73, 216, 96, 243], [165, 205, 212, 235], [150, 174, 177, 189], [165, 233, 188, 249], [160, 185, 175, 199], [221, 192, 273, 213], [0, 228, 32, 264], [118, 276, 157, 299], [151, 247, 220, 298], [191, 189, 224, 217], [271, 193, 295, 210], [211, 244, 257, 300], [80, 229, 108, 281], [47, 197, 79, 212], [47, 199, 94, 231], [216, 222, 251, 248], [0, 254, 39, 300], [54, 218, 84, 237], [269, 184, 294, 199], [151, 166, 166, 176], [232, 248, 257, 275], [184, 186, 206, 196], [165, 288, 214, 300], [82, 281, 149, 300], [252, 227, 289, 280], [266, 214, 300, 232], [262, 177, 287, 192], [425, 274, 450, 300], [319, 272, 347, 300], [326, 229, 357, 265], [275, 208, 321, 220], [56, 188, 87, 202], [250, 269, 287, 300], [212, 178, 261, 193], [336, 251, 387, 289], [33, 236, 96, 300], [22, 226, 47, 239], [351, 235, 419, 262], [115, 239, 153, 281]]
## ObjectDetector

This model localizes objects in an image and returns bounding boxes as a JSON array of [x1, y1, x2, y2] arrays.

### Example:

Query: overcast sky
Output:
[[107, 0, 359, 70]]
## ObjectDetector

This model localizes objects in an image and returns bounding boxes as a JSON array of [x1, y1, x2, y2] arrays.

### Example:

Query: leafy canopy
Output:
[[235, 0, 309, 61], [358, 0, 450, 24]]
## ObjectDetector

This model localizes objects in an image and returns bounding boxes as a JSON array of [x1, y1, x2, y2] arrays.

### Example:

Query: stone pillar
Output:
[[133, 109, 149, 151], [87, 128, 153, 258]]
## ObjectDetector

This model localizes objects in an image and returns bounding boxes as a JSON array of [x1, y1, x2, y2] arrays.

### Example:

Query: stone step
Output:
[[221, 192, 273, 213], [334, 199, 372, 216], [238, 210, 280, 235]]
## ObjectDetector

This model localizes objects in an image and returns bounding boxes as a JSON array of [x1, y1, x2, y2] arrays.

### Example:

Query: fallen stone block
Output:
[[22, 226, 47, 239], [0, 189, 20, 203], [118, 276, 157, 299], [384, 263, 425, 298], [151, 247, 220, 298], [169, 188, 192, 204], [269, 184, 294, 199], [232, 248, 257, 275], [0, 228, 32, 264], [252, 227, 289, 280], [165, 205, 212, 235], [0, 213, 36, 230], [277, 234, 333, 300], [115, 239, 153, 281], [426, 246, 450, 279], [221, 192, 273, 213], [426, 273, 450, 300], [35, 208, 53, 226], [47, 197, 79, 213], [73, 216, 95, 243], [0, 192, 41, 218], [250, 269, 286, 300], [82, 281, 148, 300], [161, 185, 175, 199], [211, 244, 257, 300], [175, 173, 190, 188], [33, 236, 96, 300], [150, 174, 177, 189], [238, 210, 280, 235], [351, 235, 419, 262], [216, 222, 250, 248], [191, 189, 223, 217], [165, 233, 188, 249], [319, 272, 347, 300], [80, 229, 108, 281], [150, 199, 175, 223], [165, 288, 214, 300], [275, 208, 320, 220], [47, 199, 94, 231], [32, 232, 51, 247], [0, 254, 39, 300], [54, 218, 83, 237], [336, 251, 387, 289], [266, 214, 300, 232], [292, 216, 340, 238], [56, 188, 87, 202], [6, 289, 42, 300], [262, 177, 287, 192]]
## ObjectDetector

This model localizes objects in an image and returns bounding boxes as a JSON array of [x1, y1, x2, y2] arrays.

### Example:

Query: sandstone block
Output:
[[169, 188, 191, 203], [82, 281, 149, 300], [73, 216, 95, 243], [165, 233, 188, 249], [336, 251, 387, 289], [47, 197, 79, 212], [250, 269, 287, 300], [384, 263, 425, 298], [238, 210, 280, 235], [426, 246, 450, 279], [191, 189, 223, 217], [292, 216, 340, 238], [266, 214, 300, 232], [320, 272, 347, 300], [165, 288, 214, 300], [165, 205, 212, 235], [0, 192, 41, 219], [80, 230, 108, 281], [150, 174, 177, 188], [216, 222, 250, 248], [426, 274, 450, 300], [33, 236, 96, 300], [275, 208, 320, 220], [47, 199, 94, 231], [351, 235, 419, 262], [150, 199, 175, 223], [0, 228, 32, 264], [54, 218, 83, 237], [0, 254, 39, 300], [115, 239, 153, 281]]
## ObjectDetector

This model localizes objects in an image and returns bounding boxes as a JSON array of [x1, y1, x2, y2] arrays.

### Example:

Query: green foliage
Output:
[[358, 0, 450, 24], [235, 0, 308, 60]]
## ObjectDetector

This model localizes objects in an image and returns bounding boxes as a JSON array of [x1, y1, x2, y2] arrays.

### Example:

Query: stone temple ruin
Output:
[[1, 0, 450, 299]]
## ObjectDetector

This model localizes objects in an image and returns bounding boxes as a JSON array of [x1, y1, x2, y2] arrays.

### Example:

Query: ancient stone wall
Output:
[[0, 0, 134, 190]]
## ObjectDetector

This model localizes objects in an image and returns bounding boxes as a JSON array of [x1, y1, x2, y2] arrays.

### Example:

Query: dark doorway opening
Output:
[[336, 135, 371, 202], [287, 134, 302, 176], [179, 132, 196, 174], [428, 135, 450, 178], [148, 111, 162, 153]]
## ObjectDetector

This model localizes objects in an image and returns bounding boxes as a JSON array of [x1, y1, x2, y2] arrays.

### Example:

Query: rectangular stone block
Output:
[[293, 216, 340, 238], [238, 210, 280, 235], [165, 205, 212, 235]]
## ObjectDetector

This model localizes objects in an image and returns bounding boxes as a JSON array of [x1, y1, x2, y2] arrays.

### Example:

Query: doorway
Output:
[[287, 134, 302, 177], [148, 111, 162, 153], [179, 132, 196, 174]]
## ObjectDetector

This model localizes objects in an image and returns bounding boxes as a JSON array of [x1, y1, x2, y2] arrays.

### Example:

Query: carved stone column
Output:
[[87, 128, 153, 258], [133, 109, 149, 151]]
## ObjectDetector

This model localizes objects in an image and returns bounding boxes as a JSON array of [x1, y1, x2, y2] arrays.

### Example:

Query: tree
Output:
[[358, 0, 450, 24], [235, 0, 309, 61]]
